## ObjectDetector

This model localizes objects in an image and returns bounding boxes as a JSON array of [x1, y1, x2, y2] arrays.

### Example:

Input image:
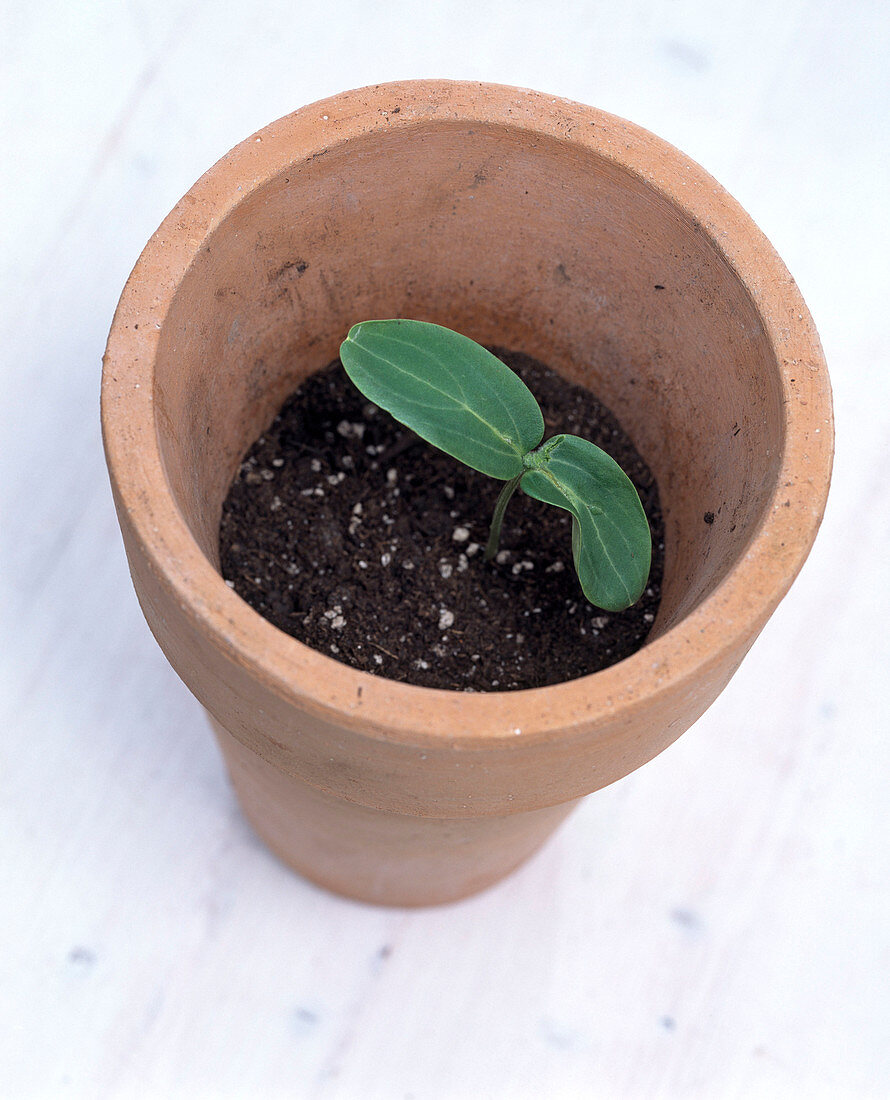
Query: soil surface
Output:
[[219, 350, 665, 691]]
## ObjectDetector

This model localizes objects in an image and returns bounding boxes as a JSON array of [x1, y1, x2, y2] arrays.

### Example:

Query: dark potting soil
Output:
[[219, 350, 665, 691]]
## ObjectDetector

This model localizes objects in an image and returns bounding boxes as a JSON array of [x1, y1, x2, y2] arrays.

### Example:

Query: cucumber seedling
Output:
[[340, 319, 651, 612]]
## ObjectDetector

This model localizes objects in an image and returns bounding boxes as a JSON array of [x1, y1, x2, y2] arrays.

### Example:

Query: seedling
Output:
[[339, 319, 652, 612]]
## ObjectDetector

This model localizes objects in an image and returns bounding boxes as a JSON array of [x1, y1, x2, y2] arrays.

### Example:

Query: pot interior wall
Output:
[[155, 120, 784, 636]]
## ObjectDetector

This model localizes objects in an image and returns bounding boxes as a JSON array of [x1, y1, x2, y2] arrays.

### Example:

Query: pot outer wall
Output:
[[102, 81, 834, 906]]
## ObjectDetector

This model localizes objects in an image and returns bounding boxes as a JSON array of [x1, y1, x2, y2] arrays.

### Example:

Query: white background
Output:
[[2, 2, 888, 1097]]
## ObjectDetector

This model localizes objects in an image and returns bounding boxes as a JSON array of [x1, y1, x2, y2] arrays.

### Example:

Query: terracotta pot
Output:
[[101, 81, 833, 906]]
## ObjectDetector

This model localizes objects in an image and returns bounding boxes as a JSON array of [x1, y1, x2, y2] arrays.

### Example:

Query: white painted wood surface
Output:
[[2, 2, 887, 1096]]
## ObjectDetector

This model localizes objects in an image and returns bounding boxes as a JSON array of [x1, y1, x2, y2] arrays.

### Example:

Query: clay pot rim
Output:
[[102, 79, 833, 749]]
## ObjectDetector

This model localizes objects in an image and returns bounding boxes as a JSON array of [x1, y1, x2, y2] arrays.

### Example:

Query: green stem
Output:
[[484, 474, 523, 561]]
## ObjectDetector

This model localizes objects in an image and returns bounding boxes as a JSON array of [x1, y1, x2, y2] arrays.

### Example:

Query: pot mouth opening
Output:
[[102, 80, 833, 740]]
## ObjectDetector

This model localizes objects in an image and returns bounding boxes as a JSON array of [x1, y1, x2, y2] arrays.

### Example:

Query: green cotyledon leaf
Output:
[[520, 434, 652, 611], [340, 319, 545, 480]]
